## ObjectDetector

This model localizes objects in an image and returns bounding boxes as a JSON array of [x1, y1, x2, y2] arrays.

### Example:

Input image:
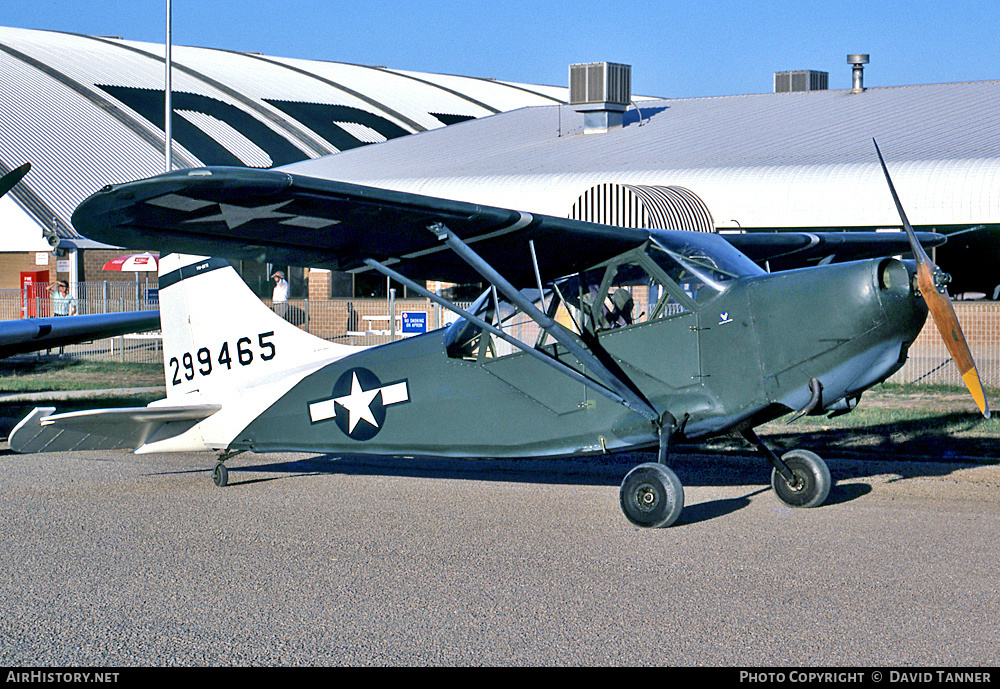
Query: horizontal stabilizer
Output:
[[9, 404, 221, 454]]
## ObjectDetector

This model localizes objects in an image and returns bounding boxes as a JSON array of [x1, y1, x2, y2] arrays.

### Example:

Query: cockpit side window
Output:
[[444, 287, 554, 361], [444, 234, 759, 361], [555, 249, 692, 335]]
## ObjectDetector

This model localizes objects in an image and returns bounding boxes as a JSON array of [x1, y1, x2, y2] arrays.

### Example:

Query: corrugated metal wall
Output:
[[569, 183, 715, 233]]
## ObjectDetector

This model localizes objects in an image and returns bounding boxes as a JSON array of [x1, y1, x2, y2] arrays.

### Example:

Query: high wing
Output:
[[0, 310, 160, 359], [72, 167, 943, 284], [727, 229, 946, 267]]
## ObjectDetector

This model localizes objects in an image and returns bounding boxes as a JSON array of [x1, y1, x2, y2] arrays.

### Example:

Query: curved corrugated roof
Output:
[[283, 80, 1000, 231], [0, 26, 567, 248]]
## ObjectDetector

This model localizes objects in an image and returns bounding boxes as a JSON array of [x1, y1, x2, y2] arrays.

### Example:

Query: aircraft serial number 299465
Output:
[[169, 331, 276, 385]]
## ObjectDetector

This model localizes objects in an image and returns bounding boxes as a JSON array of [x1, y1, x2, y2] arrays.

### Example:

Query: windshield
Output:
[[647, 231, 764, 301]]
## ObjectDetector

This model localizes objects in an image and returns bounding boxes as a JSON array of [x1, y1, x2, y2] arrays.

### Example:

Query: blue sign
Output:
[[401, 311, 427, 334]]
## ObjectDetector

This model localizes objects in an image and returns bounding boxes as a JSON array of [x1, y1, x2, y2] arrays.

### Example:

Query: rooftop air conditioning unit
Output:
[[774, 70, 829, 93], [569, 62, 631, 133]]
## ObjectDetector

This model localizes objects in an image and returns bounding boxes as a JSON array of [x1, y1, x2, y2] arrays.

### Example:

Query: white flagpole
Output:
[[165, 0, 173, 172]]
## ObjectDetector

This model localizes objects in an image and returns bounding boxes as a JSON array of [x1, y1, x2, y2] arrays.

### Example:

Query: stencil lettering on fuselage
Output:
[[308, 367, 409, 441]]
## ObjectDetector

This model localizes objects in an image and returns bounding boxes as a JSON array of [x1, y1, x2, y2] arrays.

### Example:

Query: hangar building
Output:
[[282, 62, 1000, 298], [3, 26, 998, 300], [0, 26, 566, 296]]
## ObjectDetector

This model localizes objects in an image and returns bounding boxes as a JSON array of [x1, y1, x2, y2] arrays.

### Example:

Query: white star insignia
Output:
[[309, 374, 409, 433], [335, 372, 381, 433], [186, 201, 295, 230], [150, 195, 341, 230]]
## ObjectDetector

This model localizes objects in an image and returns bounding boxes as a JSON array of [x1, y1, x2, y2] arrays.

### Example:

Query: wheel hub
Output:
[[786, 473, 805, 492], [636, 483, 659, 511]]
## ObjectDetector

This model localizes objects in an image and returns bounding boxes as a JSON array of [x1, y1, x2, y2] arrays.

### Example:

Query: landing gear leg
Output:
[[741, 429, 831, 508], [619, 417, 685, 528], [656, 412, 676, 466]]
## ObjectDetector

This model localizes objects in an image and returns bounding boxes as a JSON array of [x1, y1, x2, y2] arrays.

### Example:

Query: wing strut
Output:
[[363, 258, 640, 413], [425, 223, 662, 424]]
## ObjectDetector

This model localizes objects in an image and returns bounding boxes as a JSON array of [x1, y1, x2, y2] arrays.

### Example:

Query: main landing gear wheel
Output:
[[619, 462, 684, 528], [212, 462, 229, 488], [771, 449, 830, 508]]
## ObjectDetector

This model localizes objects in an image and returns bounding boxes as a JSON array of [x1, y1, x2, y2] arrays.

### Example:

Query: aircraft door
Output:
[[582, 253, 703, 394], [694, 285, 765, 419]]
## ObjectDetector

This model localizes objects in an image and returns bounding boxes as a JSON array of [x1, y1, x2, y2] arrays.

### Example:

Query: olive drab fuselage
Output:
[[235, 255, 926, 459]]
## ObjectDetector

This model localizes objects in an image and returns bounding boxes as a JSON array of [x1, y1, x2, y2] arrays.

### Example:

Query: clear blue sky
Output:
[[6, 0, 999, 98]]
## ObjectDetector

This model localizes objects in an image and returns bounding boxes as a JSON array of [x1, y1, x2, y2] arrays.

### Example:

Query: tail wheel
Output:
[[619, 462, 684, 528], [771, 449, 830, 508], [212, 462, 229, 487]]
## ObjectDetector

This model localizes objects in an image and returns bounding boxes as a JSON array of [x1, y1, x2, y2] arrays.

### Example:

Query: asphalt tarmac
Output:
[[2, 446, 998, 666]]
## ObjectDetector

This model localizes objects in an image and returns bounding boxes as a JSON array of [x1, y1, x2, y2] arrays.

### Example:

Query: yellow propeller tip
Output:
[[960, 369, 990, 418]]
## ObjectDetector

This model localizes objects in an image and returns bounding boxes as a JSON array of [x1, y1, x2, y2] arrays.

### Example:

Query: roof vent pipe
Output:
[[848, 54, 869, 93]]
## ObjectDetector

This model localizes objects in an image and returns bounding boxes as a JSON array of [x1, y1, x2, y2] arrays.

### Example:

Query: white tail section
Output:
[[158, 254, 361, 403]]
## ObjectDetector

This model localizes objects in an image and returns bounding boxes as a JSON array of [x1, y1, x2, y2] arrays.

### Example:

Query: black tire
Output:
[[212, 463, 229, 488], [771, 449, 830, 508], [619, 462, 684, 528]]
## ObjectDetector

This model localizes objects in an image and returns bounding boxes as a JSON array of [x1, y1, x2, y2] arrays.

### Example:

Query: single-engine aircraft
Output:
[[0, 163, 161, 357], [9, 142, 990, 527]]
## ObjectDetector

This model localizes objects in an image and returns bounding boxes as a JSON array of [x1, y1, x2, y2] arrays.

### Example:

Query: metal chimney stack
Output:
[[848, 54, 869, 93]]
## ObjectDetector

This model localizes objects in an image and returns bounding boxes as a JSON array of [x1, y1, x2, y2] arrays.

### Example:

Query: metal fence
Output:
[[0, 280, 162, 364], [0, 279, 159, 320], [890, 302, 1000, 389], [3, 282, 999, 392], [250, 298, 1000, 390], [269, 296, 469, 348]]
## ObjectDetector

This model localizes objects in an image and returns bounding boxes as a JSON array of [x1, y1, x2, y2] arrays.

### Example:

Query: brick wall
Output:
[[0, 252, 51, 289]]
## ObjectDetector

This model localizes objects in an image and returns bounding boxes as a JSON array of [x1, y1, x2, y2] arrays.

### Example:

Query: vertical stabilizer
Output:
[[157, 254, 361, 403]]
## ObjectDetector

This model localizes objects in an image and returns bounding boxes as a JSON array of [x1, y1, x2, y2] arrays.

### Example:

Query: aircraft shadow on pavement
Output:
[[752, 411, 996, 475], [220, 408, 995, 492], [217, 457, 871, 525], [201, 409, 995, 526]]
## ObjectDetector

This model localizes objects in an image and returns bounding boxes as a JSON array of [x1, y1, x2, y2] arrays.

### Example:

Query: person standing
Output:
[[49, 280, 77, 316], [46, 280, 76, 357], [271, 270, 289, 320]]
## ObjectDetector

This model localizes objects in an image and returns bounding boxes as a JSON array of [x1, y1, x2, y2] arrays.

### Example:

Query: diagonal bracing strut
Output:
[[425, 223, 662, 424], [362, 258, 641, 414]]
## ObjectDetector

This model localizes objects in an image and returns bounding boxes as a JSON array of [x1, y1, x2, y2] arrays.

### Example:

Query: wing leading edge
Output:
[[0, 310, 160, 359], [72, 167, 653, 286], [72, 166, 944, 285]]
